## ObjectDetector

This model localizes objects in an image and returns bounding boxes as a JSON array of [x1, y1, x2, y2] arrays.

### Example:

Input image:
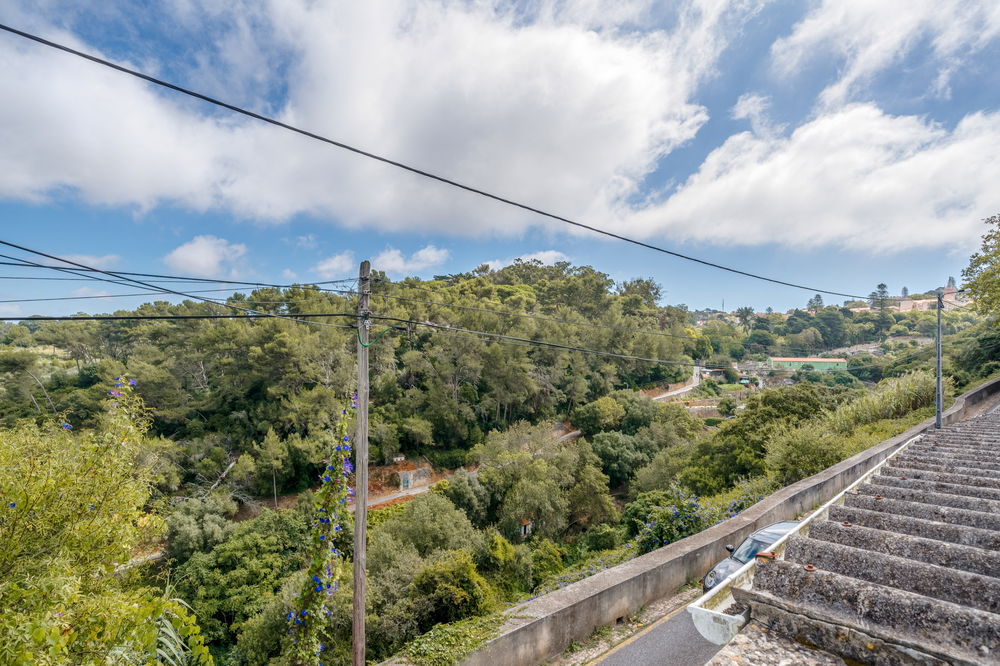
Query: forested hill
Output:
[[0, 260, 694, 487]]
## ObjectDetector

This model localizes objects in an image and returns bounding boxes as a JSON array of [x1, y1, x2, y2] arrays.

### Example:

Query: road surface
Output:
[[592, 604, 721, 666], [651, 364, 701, 400]]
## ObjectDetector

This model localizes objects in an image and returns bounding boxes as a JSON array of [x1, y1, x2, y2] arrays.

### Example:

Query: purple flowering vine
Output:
[[283, 402, 354, 662]]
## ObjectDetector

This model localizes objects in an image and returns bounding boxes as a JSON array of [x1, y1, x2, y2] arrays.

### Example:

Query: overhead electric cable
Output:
[[0, 313, 357, 323], [0, 23, 869, 300], [0, 259, 358, 288], [0, 240, 357, 331], [0, 286, 255, 304]]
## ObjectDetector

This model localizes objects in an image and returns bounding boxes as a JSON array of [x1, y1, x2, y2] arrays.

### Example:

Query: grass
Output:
[[400, 612, 508, 666]]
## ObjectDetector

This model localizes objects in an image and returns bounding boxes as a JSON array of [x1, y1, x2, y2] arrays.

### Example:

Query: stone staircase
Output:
[[735, 411, 1000, 665]]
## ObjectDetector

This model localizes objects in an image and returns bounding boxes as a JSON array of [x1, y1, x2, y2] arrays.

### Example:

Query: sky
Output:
[[1, 0, 999, 317]]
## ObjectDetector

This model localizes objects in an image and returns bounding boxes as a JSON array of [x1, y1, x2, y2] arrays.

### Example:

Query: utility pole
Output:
[[353, 260, 371, 666], [935, 289, 943, 429]]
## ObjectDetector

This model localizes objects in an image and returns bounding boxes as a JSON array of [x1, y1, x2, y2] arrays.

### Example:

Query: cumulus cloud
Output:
[[312, 251, 354, 279], [772, 0, 1000, 106], [163, 235, 247, 277], [374, 245, 449, 275], [626, 104, 1000, 251], [0, 0, 748, 232]]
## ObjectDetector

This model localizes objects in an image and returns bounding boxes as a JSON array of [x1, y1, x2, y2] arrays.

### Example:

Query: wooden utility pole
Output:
[[353, 260, 371, 666]]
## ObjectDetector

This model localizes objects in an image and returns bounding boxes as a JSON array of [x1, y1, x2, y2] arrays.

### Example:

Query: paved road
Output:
[[349, 483, 431, 511], [651, 364, 701, 401], [593, 606, 721, 666]]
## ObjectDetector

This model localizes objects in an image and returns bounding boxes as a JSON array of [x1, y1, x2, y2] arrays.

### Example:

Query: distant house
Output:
[[769, 357, 848, 372]]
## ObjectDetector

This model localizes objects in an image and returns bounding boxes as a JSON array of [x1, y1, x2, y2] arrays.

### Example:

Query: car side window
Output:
[[732, 538, 768, 563]]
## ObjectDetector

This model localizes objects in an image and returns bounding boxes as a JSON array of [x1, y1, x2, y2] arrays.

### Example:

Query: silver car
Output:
[[702, 521, 798, 593]]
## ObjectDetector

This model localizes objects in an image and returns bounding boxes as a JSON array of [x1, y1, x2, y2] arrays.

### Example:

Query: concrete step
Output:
[[893, 449, 997, 469], [895, 452, 1000, 472], [873, 475, 1000, 502], [881, 465, 1000, 491], [784, 535, 1000, 614], [883, 459, 1000, 481], [809, 519, 1000, 579], [909, 443, 1000, 458], [828, 504, 1000, 550], [844, 493, 1000, 532], [738, 560, 1000, 665], [858, 481, 1000, 514]]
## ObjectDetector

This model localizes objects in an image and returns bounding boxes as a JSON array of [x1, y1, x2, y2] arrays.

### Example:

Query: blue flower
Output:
[[129, 378, 137, 386], [342, 435, 350, 442], [60, 423, 72, 430], [323, 475, 332, 483], [312, 576, 321, 583], [7, 502, 14, 508]]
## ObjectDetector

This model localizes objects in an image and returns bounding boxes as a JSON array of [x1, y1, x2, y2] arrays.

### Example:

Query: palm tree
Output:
[[735, 306, 755, 334]]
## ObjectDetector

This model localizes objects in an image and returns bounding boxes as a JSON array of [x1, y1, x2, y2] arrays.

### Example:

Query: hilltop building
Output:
[[769, 357, 847, 372]]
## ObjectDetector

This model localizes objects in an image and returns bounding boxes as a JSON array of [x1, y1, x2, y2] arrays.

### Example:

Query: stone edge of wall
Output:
[[450, 376, 1000, 666]]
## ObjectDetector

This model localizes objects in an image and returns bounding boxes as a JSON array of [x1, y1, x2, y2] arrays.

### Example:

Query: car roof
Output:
[[750, 520, 798, 541]]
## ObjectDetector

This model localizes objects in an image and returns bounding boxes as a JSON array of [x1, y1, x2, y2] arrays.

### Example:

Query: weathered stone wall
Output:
[[452, 377, 1000, 666]]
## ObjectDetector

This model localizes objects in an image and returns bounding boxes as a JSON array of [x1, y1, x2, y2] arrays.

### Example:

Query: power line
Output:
[[0, 313, 357, 323], [0, 23, 869, 301], [0, 241, 358, 332], [0, 259, 359, 288], [0, 286, 255, 304]]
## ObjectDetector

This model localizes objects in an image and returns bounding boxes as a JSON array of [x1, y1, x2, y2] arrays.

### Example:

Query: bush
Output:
[[165, 493, 239, 563], [828, 371, 937, 434], [585, 524, 620, 552], [572, 396, 626, 438], [410, 550, 495, 629], [635, 486, 710, 554]]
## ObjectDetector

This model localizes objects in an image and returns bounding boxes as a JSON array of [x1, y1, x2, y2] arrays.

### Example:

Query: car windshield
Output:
[[731, 538, 769, 564]]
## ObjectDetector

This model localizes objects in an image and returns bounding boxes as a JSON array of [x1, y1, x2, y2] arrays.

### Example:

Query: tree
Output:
[[806, 294, 824, 312], [963, 214, 1000, 316], [901, 286, 909, 298], [718, 397, 738, 417], [572, 396, 625, 437], [0, 382, 212, 664], [735, 307, 755, 334], [254, 428, 288, 508]]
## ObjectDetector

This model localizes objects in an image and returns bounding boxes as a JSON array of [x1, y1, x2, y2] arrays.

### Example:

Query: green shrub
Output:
[[410, 550, 495, 629], [585, 524, 620, 552]]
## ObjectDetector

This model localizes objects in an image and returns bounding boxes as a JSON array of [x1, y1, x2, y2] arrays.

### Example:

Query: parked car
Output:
[[701, 520, 798, 593]]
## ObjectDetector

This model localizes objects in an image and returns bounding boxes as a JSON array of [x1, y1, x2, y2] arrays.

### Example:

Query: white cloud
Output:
[[731, 93, 780, 137], [46, 253, 121, 269], [625, 104, 1000, 251], [0, 304, 23, 316], [281, 268, 298, 281], [312, 251, 354, 279], [0, 1, 755, 233], [485, 250, 570, 270], [163, 235, 247, 277], [772, 0, 1000, 107], [374, 245, 449, 275], [71, 286, 113, 298], [295, 234, 318, 249]]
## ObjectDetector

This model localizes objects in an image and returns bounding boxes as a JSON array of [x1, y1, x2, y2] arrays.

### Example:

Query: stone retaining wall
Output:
[[455, 377, 1000, 666]]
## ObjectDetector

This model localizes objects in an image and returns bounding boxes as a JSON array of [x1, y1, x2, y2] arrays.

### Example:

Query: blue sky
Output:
[[1, 0, 998, 317]]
